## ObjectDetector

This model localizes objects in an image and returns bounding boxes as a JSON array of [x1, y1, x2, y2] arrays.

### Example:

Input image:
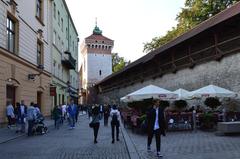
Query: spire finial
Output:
[[93, 18, 102, 35]]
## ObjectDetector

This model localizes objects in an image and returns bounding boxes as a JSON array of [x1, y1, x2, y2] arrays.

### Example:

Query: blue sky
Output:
[[65, 0, 185, 64]]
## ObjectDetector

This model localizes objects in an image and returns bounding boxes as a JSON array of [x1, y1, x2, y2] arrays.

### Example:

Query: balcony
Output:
[[61, 51, 76, 70]]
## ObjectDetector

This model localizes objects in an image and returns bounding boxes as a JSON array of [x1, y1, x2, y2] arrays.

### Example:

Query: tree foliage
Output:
[[174, 100, 188, 111], [204, 97, 221, 110], [143, 0, 240, 53], [112, 53, 131, 73]]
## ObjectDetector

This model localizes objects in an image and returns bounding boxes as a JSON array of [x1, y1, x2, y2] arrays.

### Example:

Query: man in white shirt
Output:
[[147, 99, 166, 157]]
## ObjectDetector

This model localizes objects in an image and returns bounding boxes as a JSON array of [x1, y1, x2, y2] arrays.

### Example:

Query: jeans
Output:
[[147, 129, 161, 152], [28, 120, 35, 136], [93, 122, 100, 141], [111, 121, 119, 141], [69, 116, 75, 128]]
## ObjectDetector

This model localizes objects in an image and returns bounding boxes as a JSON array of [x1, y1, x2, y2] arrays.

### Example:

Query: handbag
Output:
[[89, 116, 96, 128], [89, 122, 94, 128]]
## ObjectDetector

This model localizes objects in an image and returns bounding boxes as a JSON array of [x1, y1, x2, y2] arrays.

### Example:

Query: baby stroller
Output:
[[32, 114, 48, 135]]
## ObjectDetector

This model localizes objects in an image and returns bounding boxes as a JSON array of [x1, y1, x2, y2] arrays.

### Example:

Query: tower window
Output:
[[102, 41, 104, 43], [95, 45, 97, 48], [99, 70, 102, 76], [92, 44, 94, 48]]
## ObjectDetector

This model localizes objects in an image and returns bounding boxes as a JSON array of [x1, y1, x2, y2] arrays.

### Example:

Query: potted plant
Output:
[[204, 97, 221, 111], [174, 100, 187, 112], [201, 97, 221, 130]]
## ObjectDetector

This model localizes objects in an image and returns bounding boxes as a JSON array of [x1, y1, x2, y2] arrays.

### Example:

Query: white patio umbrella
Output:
[[173, 88, 192, 100], [120, 85, 178, 102], [190, 84, 237, 98]]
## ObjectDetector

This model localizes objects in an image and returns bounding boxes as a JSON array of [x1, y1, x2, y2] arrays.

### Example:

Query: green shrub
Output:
[[174, 100, 187, 111], [204, 97, 221, 110]]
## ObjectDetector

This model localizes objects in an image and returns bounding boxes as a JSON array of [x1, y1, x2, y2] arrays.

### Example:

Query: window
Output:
[[61, 18, 63, 31], [73, 41, 74, 51], [99, 70, 102, 76], [58, 64, 60, 77], [53, 3, 56, 19], [37, 41, 43, 66], [58, 11, 60, 25], [36, 0, 43, 21], [53, 31, 56, 45], [66, 28, 68, 39], [61, 41, 64, 53], [58, 36, 60, 48], [53, 60, 56, 75], [6, 17, 16, 53]]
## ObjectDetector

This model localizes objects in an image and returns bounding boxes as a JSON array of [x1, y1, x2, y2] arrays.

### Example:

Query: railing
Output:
[[61, 52, 76, 69]]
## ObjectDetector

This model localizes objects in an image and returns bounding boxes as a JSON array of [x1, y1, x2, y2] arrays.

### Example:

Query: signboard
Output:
[[50, 86, 56, 96]]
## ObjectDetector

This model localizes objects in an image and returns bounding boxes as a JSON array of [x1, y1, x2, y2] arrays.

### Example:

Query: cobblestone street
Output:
[[126, 129, 240, 159], [0, 115, 130, 159]]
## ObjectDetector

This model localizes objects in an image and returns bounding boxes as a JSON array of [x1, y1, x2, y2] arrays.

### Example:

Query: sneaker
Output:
[[112, 140, 115, 144], [147, 146, 151, 152], [117, 138, 119, 141], [94, 140, 98, 144], [157, 152, 163, 157]]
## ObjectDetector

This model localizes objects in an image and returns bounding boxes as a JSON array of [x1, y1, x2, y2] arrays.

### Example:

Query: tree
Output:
[[204, 97, 221, 110], [174, 100, 188, 111], [112, 53, 131, 73], [143, 0, 240, 53]]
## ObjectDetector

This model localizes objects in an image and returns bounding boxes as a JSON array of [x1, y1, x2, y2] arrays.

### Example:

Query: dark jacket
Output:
[[16, 105, 27, 118], [147, 107, 166, 136]]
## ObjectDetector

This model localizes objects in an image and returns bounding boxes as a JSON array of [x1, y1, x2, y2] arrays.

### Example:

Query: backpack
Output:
[[112, 112, 118, 123]]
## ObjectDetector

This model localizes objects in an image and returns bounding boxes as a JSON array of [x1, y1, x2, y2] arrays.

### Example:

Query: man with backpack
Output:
[[110, 105, 120, 143]]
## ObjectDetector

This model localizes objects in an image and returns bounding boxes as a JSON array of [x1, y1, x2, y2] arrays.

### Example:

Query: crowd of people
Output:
[[6, 99, 166, 157], [6, 100, 44, 136]]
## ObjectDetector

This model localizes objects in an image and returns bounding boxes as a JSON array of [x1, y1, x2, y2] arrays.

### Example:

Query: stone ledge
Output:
[[120, 120, 140, 159]]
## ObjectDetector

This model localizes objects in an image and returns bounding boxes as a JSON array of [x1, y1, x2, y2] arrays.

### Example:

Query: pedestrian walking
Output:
[[16, 100, 27, 133], [6, 101, 15, 128], [53, 105, 62, 129], [103, 104, 110, 126], [67, 99, 77, 129], [88, 105, 92, 119], [110, 105, 120, 143], [90, 106, 101, 144], [146, 99, 166, 157], [27, 102, 37, 136], [62, 103, 67, 121], [99, 104, 104, 119], [75, 104, 80, 122]]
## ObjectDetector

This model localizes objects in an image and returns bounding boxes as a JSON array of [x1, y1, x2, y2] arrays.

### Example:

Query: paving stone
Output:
[[0, 115, 130, 159], [126, 129, 240, 159]]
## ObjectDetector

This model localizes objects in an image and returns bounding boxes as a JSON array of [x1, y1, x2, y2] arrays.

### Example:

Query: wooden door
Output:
[[37, 91, 42, 111], [6, 85, 16, 106]]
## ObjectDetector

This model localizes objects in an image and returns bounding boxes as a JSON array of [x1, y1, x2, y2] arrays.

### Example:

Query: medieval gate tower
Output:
[[80, 24, 114, 103]]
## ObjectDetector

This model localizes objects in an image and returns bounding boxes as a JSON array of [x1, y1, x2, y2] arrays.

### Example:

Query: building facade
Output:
[[80, 25, 113, 104], [51, 0, 79, 106], [0, 0, 52, 123]]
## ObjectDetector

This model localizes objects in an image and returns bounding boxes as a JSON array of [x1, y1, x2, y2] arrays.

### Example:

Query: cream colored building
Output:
[[0, 0, 52, 123]]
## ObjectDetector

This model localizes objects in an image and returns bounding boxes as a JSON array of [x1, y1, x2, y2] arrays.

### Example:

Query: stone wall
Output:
[[97, 53, 240, 104]]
